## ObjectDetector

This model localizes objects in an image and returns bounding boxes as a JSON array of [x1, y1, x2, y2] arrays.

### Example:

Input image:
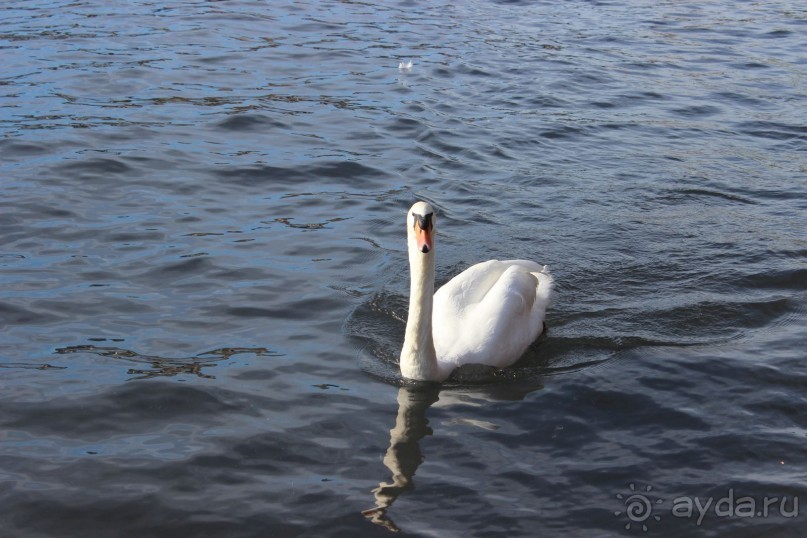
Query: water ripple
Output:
[[2, 0, 806, 535]]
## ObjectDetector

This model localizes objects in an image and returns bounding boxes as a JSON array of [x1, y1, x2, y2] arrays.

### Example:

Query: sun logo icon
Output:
[[614, 483, 664, 531]]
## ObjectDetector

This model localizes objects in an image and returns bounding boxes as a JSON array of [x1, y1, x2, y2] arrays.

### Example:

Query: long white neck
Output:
[[400, 241, 441, 381]]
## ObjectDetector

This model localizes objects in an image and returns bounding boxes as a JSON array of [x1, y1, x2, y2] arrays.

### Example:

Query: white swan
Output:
[[400, 201, 554, 382]]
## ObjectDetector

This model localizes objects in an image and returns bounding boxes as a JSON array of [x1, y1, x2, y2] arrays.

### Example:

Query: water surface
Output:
[[1, 1, 806, 536]]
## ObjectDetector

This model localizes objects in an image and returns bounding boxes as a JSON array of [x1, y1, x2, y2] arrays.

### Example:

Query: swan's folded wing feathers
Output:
[[434, 260, 505, 307], [433, 261, 551, 369], [479, 266, 539, 332]]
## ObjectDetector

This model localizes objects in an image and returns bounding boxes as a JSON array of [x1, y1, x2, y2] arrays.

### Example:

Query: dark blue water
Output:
[[1, 1, 806, 536]]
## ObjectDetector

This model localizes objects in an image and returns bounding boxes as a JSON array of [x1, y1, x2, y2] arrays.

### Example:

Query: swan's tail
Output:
[[531, 265, 555, 307]]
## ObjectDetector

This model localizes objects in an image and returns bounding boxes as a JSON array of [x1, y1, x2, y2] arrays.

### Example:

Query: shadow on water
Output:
[[54, 345, 278, 379]]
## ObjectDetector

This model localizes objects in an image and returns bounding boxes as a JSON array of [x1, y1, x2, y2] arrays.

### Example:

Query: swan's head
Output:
[[407, 201, 435, 255]]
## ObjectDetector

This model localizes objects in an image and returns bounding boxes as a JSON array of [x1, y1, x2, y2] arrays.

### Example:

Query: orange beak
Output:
[[414, 221, 433, 253]]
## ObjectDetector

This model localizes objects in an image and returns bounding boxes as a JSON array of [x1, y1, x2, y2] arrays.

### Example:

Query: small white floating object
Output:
[[398, 59, 413, 72]]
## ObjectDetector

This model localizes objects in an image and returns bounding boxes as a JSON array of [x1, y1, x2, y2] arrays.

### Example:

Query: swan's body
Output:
[[400, 201, 554, 382]]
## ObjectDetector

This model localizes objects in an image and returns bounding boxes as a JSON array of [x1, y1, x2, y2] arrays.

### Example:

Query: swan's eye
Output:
[[413, 212, 433, 231]]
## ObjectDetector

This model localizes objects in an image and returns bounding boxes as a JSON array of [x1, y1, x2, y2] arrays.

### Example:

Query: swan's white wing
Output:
[[432, 260, 553, 371]]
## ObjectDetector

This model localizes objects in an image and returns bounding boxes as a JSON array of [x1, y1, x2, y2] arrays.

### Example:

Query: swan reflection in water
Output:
[[362, 382, 440, 532], [362, 373, 546, 531]]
